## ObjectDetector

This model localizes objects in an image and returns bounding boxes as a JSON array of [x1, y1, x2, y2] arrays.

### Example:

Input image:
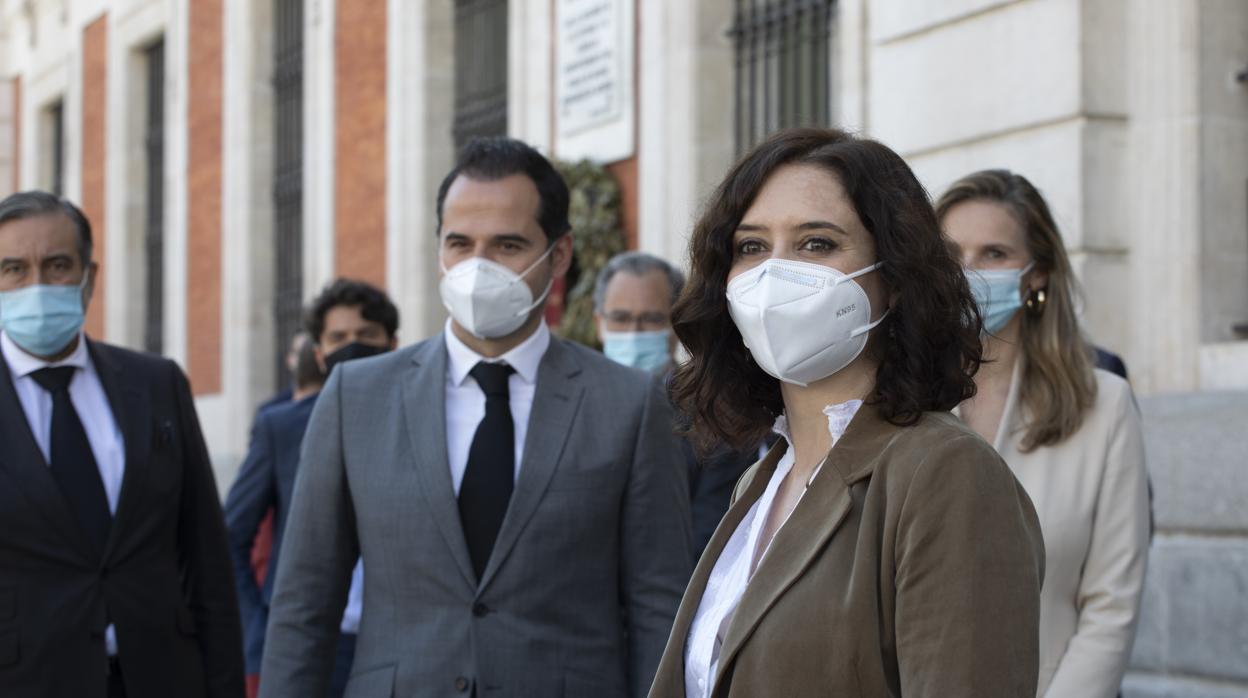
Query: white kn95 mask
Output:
[[726, 258, 887, 387], [439, 245, 555, 339]]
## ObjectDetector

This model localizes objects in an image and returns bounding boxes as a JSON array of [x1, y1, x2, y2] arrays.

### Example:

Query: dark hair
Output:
[[292, 332, 326, 390], [0, 190, 94, 266], [435, 137, 571, 242], [303, 278, 400, 344], [592, 251, 686, 313], [671, 128, 983, 452]]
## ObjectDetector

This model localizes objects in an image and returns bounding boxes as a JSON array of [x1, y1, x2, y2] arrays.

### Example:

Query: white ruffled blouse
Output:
[[683, 400, 863, 698]]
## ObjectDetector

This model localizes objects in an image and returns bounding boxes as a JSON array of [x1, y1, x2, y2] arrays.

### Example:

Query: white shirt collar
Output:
[[1, 330, 91, 378], [771, 399, 864, 446], [443, 319, 550, 387]]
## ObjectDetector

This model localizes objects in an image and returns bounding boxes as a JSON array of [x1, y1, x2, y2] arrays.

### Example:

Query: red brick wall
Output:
[[81, 17, 107, 338], [186, 0, 223, 394], [10, 77, 19, 192], [334, 0, 387, 286]]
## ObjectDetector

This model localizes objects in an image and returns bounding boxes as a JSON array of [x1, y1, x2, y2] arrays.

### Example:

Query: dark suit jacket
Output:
[[649, 404, 1044, 698], [223, 394, 318, 673], [0, 339, 244, 698], [683, 442, 756, 556], [256, 389, 293, 415], [260, 334, 692, 698], [1093, 346, 1129, 380]]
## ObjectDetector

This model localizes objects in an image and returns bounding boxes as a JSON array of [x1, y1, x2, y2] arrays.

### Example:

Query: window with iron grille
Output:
[[273, 0, 305, 390], [453, 0, 509, 151], [43, 99, 65, 196], [729, 0, 836, 155], [143, 40, 165, 355]]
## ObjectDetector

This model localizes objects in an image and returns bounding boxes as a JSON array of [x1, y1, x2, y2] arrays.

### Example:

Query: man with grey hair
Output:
[[0, 190, 243, 697], [593, 251, 757, 555], [592, 251, 685, 374]]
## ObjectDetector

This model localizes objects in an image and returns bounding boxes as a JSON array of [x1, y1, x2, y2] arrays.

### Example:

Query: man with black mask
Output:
[[224, 279, 398, 698]]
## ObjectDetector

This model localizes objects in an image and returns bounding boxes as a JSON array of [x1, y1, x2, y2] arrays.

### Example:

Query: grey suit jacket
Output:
[[259, 333, 692, 698]]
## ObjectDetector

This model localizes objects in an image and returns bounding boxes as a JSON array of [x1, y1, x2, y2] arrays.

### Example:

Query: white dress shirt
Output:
[[340, 560, 365, 634], [684, 400, 862, 698], [1, 330, 126, 655], [443, 319, 550, 495]]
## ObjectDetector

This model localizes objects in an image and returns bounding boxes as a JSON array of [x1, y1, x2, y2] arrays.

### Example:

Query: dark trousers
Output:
[[328, 632, 358, 698], [107, 658, 126, 698]]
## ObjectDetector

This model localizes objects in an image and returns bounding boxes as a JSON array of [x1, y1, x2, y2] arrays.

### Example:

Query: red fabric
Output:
[[246, 511, 274, 697], [544, 275, 567, 326], [251, 509, 274, 586]]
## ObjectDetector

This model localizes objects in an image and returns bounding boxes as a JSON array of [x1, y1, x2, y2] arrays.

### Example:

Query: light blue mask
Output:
[[0, 276, 89, 357], [602, 329, 671, 374], [964, 263, 1033, 335]]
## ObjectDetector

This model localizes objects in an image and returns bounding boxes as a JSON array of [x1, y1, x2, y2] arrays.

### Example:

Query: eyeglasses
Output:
[[601, 310, 671, 332]]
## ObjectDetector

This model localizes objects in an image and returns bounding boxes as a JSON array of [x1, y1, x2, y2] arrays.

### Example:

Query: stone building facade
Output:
[[0, 0, 1245, 693]]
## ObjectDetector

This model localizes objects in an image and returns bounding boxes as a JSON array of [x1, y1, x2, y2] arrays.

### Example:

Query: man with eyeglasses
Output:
[[593, 252, 758, 557]]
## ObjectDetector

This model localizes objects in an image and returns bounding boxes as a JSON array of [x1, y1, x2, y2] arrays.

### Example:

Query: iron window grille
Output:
[[273, 0, 305, 390], [729, 0, 836, 155], [47, 100, 65, 196], [453, 0, 509, 152], [143, 40, 165, 355]]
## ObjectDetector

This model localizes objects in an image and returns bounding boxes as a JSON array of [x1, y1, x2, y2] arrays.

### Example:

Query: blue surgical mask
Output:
[[0, 276, 89, 357], [602, 329, 671, 374], [964, 263, 1033, 335]]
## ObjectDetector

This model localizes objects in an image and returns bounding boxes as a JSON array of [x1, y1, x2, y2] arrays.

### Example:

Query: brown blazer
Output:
[[649, 404, 1045, 698]]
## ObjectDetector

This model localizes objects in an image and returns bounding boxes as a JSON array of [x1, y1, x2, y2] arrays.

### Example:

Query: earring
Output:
[[1025, 288, 1047, 316]]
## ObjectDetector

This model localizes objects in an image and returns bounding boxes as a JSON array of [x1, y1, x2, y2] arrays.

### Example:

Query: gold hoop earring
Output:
[[1025, 288, 1047, 316]]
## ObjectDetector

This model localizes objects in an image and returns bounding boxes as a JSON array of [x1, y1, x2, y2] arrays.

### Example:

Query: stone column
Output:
[[637, 0, 734, 267], [384, 0, 454, 341], [1124, 0, 1203, 394]]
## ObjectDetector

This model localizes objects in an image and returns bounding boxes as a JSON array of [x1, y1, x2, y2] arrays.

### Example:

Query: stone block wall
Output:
[[1123, 391, 1248, 697]]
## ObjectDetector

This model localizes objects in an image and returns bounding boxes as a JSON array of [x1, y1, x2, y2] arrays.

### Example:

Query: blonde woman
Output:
[[938, 169, 1150, 698]]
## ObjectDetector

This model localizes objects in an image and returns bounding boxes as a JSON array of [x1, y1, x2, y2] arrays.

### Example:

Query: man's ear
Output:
[[81, 261, 99, 310], [388, 335, 399, 351], [593, 312, 604, 344], [551, 233, 575, 279], [314, 345, 328, 374]]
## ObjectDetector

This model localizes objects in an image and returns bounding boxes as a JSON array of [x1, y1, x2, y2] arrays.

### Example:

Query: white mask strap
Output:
[[850, 308, 890, 338], [514, 273, 555, 318], [519, 243, 557, 279], [842, 261, 884, 283]]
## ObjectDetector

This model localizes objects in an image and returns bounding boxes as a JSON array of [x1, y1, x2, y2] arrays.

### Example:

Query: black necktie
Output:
[[30, 366, 112, 553], [458, 362, 516, 579]]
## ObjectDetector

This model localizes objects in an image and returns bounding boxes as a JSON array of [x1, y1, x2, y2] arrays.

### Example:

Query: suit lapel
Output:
[[650, 443, 782, 697], [0, 347, 96, 560], [478, 337, 584, 591], [994, 357, 1025, 455], [402, 338, 478, 588], [711, 405, 894, 693], [89, 341, 151, 562]]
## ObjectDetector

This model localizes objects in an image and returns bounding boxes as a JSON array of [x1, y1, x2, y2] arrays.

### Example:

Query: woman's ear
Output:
[[1027, 267, 1049, 292]]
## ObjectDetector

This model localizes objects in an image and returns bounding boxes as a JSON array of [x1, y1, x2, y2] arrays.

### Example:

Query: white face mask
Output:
[[726, 258, 887, 387], [439, 245, 555, 340]]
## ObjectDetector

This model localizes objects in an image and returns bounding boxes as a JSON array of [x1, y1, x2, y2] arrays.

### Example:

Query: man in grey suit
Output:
[[259, 137, 693, 698]]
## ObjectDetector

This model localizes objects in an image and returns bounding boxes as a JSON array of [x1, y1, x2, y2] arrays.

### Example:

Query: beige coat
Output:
[[649, 404, 1046, 698], [977, 365, 1150, 698]]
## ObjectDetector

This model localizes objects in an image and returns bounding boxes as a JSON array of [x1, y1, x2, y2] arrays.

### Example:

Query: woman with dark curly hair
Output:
[[647, 128, 1045, 698], [938, 170, 1149, 698]]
